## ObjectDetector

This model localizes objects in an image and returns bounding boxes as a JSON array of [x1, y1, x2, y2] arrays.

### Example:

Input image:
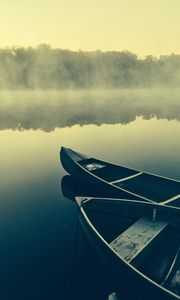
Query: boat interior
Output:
[[81, 198, 180, 297], [79, 158, 180, 204]]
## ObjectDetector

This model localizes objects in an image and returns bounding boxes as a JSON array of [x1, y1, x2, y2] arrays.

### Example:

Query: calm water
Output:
[[0, 89, 180, 300]]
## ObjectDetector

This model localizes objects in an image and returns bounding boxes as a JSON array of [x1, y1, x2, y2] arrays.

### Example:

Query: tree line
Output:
[[0, 44, 180, 89]]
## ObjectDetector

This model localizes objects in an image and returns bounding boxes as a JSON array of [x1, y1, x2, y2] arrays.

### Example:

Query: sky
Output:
[[0, 0, 180, 57]]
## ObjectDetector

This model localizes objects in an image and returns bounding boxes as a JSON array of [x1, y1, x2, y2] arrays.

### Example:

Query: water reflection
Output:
[[0, 90, 180, 299], [61, 175, 102, 201], [0, 89, 180, 131]]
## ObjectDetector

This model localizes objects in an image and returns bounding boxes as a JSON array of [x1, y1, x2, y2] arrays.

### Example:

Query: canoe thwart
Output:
[[110, 217, 169, 267], [160, 194, 180, 206], [110, 171, 143, 184]]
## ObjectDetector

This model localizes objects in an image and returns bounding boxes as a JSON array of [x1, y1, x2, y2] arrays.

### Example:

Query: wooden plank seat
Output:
[[110, 216, 169, 267]]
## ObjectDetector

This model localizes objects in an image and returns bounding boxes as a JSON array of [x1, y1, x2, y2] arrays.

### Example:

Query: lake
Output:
[[0, 89, 180, 300]]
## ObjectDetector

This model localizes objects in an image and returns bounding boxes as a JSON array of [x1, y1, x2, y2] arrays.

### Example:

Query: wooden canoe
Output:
[[76, 197, 180, 300], [60, 146, 180, 206]]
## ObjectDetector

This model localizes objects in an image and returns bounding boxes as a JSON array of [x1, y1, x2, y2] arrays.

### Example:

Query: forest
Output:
[[0, 44, 180, 89]]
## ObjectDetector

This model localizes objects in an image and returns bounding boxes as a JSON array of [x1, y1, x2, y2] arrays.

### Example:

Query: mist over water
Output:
[[0, 89, 180, 131]]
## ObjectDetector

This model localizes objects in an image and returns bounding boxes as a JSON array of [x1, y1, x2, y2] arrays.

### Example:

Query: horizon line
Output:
[[0, 44, 180, 59]]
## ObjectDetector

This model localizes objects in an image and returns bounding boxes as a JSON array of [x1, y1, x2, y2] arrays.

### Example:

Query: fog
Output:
[[0, 45, 180, 131], [1, 45, 180, 89], [0, 89, 180, 131]]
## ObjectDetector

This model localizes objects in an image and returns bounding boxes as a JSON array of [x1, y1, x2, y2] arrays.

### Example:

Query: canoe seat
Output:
[[110, 217, 169, 267]]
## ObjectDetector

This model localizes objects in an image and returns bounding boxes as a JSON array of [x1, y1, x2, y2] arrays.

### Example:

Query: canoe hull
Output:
[[78, 199, 180, 300], [60, 147, 143, 200], [60, 146, 180, 206]]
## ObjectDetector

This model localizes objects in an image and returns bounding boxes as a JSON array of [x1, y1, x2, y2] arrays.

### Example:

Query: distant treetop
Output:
[[0, 45, 180, 89]]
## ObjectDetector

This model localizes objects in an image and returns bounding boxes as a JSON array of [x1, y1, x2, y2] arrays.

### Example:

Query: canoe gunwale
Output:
[[161, 246, 180, 286]]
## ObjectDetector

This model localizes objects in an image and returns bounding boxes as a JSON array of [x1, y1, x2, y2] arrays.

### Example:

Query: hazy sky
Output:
[[1, 0, 180, 56]]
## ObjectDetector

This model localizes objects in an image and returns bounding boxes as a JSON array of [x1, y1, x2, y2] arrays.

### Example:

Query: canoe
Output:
[[60, 146, 180, 206], [76, 197, 180, 300]]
